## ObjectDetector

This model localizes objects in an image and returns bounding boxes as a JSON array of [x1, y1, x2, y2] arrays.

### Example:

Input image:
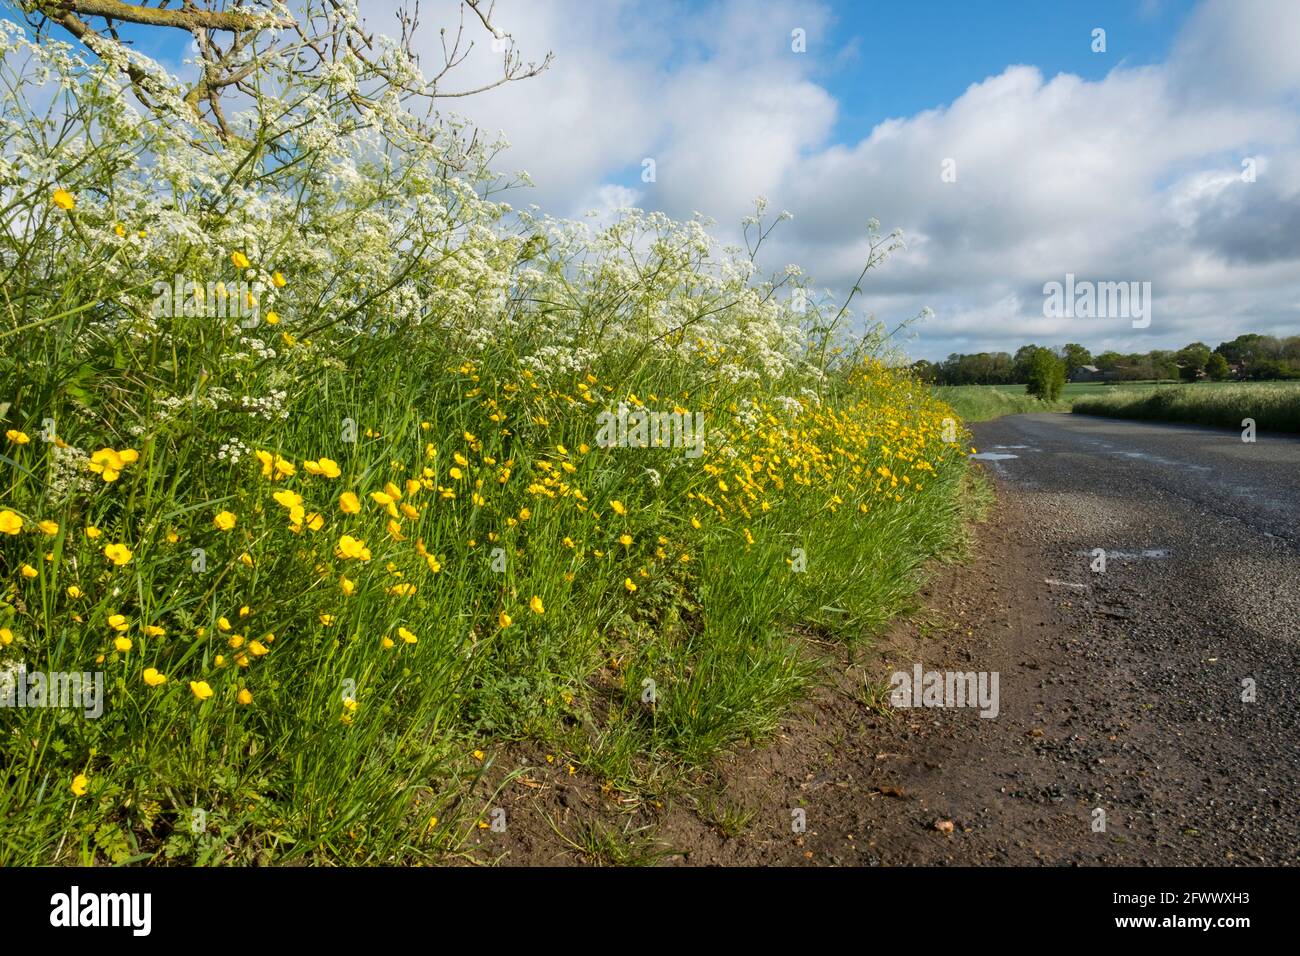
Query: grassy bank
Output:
[[935, 385, 1070, 422], [1072, 382, 1300, 432], [0, 30, 975, 864]]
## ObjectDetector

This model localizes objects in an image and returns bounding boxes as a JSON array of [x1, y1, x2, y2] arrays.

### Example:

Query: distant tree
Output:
[[1061, 343, 1093, 374], [1013, 344, 1040, 383], [1176, 342, 1211, 382], [1025, 348, 1066, 402], [1093, 351, 1122, 369], [1205, 353, 1230, 381]]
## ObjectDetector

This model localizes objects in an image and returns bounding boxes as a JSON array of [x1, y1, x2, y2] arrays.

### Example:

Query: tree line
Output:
[[915, 334, 1300, 387]]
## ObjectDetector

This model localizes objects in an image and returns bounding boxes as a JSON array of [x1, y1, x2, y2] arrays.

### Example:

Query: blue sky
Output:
[[823, 0, 1197, 141]]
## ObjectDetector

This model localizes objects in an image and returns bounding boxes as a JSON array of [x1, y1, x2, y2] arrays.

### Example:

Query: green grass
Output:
[[1072, 382, 1300, 432], [935, 379, 1298, 426], [935, 384, 1070, 421]]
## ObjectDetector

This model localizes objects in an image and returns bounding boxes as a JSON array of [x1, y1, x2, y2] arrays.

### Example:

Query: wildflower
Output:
[[114, 636, 132, 653], [304, 457, 341, 478], [264, 310, 280, 325], [248, 640, 269, 657], [71, 774, 88, 797], [0, 511, 22, 535], [624, 578, 637, 592], [142, 668, 167, 687], [273, 490, 303, 510], [498, 611, 512, 628], [398, 626, 417, 644], [213, 511, 237, 531], [85, 526, 101, 539], [52, 189, 75, 210], [239, 552, 255, 568], [529, 595, 545, 615], [425, 554, 442, 573], [103, 542, 133, 566], [189, 681, 214, 701], [238, 689, 253, 705], [610, 500, 627, 516], [65, 587, 83, 602], [339, 575, 356, 596], [319, 614, 335, 626], [335, 534, 372, 561], [231, 251, 251, 269], [87, 447, 139, 482], [20, 564, 38, 578], [37, 520, 59, 536], [272, 271, 287, 288], [339, 491, 361, 514], [472, 749, 485, 761], [144, 625, 165, 637], [5, 429, 30, 444], [0, 628, 12, 645], [448, 467, 463, 480], [619, 534, 633, 547]]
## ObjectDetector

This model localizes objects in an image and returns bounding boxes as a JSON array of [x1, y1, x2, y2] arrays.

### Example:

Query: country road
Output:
[[815, 410, 1300, 865], [661, 411, 1300, 865]]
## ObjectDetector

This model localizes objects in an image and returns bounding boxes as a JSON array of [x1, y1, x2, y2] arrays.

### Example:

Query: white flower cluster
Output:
[[239, 390, 289, 421]]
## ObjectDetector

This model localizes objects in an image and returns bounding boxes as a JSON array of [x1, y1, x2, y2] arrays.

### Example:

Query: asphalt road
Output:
[[950, 412, 1300, 864]]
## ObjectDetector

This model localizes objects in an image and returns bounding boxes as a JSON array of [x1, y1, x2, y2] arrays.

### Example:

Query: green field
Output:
[[938, 380, 1300, 431]]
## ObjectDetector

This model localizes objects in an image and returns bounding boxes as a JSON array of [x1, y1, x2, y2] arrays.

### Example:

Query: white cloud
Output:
[[403, 0, 1300, 358]]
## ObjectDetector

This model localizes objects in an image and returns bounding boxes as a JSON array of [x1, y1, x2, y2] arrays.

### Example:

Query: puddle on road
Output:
[[993, 444, 1036, 450], [1075, 548, 1173, 560], [971, 452, 1018, 461]]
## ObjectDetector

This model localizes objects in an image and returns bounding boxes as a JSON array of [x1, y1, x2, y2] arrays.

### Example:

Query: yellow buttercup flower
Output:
[[339, 575, 356, 596], [529, 595, 545, 615], [189, 680, 214, 701], [382, 636, 395, 649], [231, 251, 251, 269], [87, 447, 139, 482], [498, 611, 512, 628], [71, 773, 88, 797], [21, 564, 38, 578], [271, 270, 287, 288], [142, 668, 167, 687], [114, 636, 132, 653], [398, 626, 417, 644], [103, 542, 133, 566], [335, 534, 371, 561], [5, 429, 30, 444], [0, 510, 22, 535], [52, 188, 75, 210], [37, 520, 59, 535], [85, 526, 101, 539], [623, 578, 637, 592], [213, 510, 237, 531], [273, 490, 303, 510], [0, 627, 13, 646], [339, 491, 361, 514], [610, 500, 627, 516], [238, 688, 254, 705]]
